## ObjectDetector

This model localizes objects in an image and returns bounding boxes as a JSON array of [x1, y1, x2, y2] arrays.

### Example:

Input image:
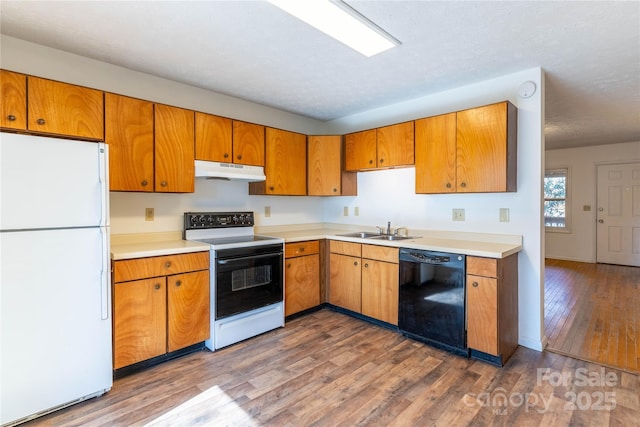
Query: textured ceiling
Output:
[[1, 1, 638, 150]]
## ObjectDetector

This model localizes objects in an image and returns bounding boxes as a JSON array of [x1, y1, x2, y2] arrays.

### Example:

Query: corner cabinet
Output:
[[106, 95, 195, 193], [250, 127, 307, 195], [307, 135, 357, 196], [329, 241, 399, 325], [466, 253, 518, 366], [284, 241, 320, 316], [345, 121, 414, 171], [415, 101, 517, 193], [113, 251, 210, 370]]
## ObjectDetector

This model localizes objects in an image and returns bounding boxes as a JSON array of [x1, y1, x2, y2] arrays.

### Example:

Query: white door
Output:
[[596, 162, 640, 267]]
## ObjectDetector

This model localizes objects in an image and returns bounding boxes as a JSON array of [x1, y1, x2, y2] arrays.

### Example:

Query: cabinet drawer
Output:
[[362, 244, 398, 263], [285, 240, 320, 258], [467, 256, 497, 278], [329, 240, 361, 257], [114, 251, 210, 282]]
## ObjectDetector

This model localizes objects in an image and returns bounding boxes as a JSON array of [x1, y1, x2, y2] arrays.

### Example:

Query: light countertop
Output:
[[110, 225, 523, 260]]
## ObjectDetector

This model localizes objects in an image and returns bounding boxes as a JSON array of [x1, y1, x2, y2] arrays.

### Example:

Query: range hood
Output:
[[194, 160, 266, 182]]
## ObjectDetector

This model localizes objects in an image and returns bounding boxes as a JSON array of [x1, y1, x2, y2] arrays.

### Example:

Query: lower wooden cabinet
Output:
[[113, 251, 209, 369], [466, 253, 518, 365], [329, 241, 399, 325], [284, 241, 320, 316]]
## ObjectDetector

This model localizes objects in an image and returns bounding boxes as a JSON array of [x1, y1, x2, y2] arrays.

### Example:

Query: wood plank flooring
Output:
[[25, 309, 639, 427], [545, 258, 640, 375]]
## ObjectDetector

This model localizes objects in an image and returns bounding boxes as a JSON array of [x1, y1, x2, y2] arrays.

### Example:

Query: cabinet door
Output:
[[264, 127, 307, 195], [0, 70, 27, 130], [466, 274, 498, 355], [308, 135, 342, 196], [113, 278, 167, 369], [285, 254, 320, 316], [195, 112, 233, 162], [456, 102, 508, 193], [105, 93, 154, 191], [361, 259, 399, 325], [329, 253, 361, 312], [345, 129, 376, 171], [376, 121, 414, 168], [232, 120, 265, 166], [415, 113, 457, 194], [154, 104, 195, 193], [167, 270, 210, 352], [27, 76, 104, 140]]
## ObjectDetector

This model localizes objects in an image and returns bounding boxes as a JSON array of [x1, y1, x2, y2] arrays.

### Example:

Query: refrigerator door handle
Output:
[[100, 226, 110, 320]]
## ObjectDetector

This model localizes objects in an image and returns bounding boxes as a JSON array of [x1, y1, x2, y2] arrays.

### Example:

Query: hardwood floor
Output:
[[25, 309, 638, 427], [545, 259, 640, 375]]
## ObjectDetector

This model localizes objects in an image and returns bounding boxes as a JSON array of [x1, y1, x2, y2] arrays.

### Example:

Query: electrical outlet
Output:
[[343, 206, 349, 216], [452, 208, 465, 221], [354, 206, 360, 216], [583, 205, 591, 211], [145, 207, 154, 221], [264, 206, 271, 217], [499, 208, 510, 222]]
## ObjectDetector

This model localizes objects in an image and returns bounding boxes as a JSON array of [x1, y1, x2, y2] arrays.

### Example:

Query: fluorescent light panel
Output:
[[268, 0, 400, 57]]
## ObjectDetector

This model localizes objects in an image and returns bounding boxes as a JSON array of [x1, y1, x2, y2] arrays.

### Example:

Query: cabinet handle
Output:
[[333, 188, 337, 193], [165, 261, 172, 268], [141, 180, 148, 187], [154, 283, 161, 290], [36, 118, 46, 125], [354, 261, 358, 266], [7, 114, 16, 121], [379, 158, 384, 164], [224, 153, 229, 158], [287, 263, 291, 268], [364, 263, 369, 268], [269, 186, 274, 191], [446, 183, 451, 188], [460, 182, 467, 188], [299, 247, 305, 252], [598, 219, 604, 223], [368, 160, 373, 165], [160, 181, 168, 187], [472, 282, 479, 287], [237, 154, 242, 160], [175, 280, 182, 287]]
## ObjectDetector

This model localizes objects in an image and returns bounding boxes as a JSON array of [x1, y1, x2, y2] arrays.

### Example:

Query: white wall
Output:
[[545, 141, 640, 262], [0, 35, 545, 351]]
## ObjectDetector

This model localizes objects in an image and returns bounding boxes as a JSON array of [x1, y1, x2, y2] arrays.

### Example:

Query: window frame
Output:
[[544, 167, 571, 233]]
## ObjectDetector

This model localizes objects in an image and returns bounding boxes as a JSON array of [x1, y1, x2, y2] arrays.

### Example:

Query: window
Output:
[[544, 168, 570, 231]]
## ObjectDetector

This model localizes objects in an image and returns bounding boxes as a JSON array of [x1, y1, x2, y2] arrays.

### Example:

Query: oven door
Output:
[[215, 244, 283, 320]]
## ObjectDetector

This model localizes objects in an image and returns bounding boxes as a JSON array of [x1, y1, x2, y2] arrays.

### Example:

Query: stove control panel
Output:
[[184, 212, 255, 229]]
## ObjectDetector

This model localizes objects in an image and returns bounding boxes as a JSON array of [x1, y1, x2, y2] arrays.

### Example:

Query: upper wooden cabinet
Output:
[[105, 93, 154, 192], [345, 121, 414, 171], [195, 112, 233, 163], [106, 97, 195, 193], [307, 135, 356, 196], [0, 70, 27, 130], [27, 76, 104, 140], [154, 104, 195, 193], [232, 120, 265, 166], [415, 101, 517, 194], [250, 127, 307, 195]]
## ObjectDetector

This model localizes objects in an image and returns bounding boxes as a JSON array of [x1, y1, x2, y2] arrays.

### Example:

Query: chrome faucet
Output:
[[387, 221, 391, 236]]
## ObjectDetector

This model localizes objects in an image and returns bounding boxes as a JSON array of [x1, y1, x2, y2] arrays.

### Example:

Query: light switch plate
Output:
[[264, 206, 271, 217], [145, 207, 154, 221], [499, 208, 510, 222], [452, 208, 465, 221], [354, 206, 360, 216], [343, 206, 349, 216]]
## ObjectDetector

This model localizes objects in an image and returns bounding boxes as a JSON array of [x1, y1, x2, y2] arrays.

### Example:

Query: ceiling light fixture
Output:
[[267, 0, 400, 57]]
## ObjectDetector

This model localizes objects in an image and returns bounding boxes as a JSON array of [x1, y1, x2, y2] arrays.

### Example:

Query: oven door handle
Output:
[[217, 252, 283, 264]]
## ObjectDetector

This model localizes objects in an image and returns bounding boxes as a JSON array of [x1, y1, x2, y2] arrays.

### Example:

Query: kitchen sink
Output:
[[337, 231, 382, 238], [368, 235, 420, 241]]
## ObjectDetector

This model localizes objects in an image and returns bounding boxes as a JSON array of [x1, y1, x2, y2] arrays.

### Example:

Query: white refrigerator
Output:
[[0, 133, 112, 426]]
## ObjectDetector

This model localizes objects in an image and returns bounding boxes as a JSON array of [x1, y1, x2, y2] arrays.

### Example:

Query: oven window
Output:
[[232, 265, 272, 291]]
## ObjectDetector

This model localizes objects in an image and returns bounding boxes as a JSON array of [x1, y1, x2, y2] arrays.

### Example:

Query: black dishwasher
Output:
[[398, 248, 468, 356]]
